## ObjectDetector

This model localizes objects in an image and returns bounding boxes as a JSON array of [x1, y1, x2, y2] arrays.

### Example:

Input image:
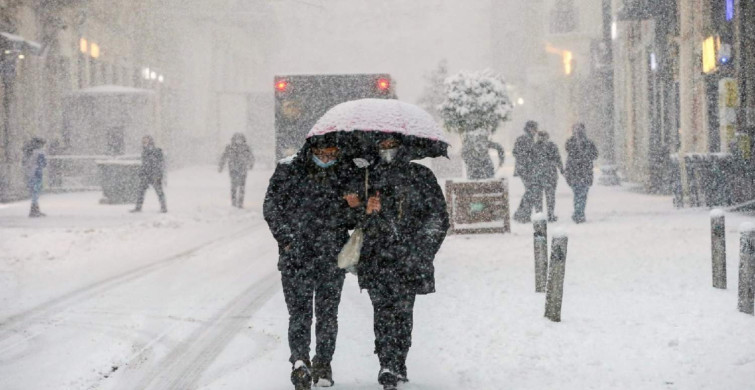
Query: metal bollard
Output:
[[545, 232, 568, 322], [711, 209, 726, 289], [533, 213, 548, 293], [738, 223, 755, 315]]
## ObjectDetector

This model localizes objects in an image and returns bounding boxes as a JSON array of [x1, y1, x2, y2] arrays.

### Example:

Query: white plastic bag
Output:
[[338, 228, 364, 274]]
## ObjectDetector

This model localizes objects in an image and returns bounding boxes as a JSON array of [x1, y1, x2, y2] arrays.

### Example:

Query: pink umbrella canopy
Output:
[[307, 98, 449, 159], [308, 98, 449, 142]]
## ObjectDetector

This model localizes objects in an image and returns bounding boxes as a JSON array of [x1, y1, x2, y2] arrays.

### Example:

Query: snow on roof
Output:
[[308, 99, 449, 143], [0, 32, 41, 50], [73, 85, 155, 95], [0, 31, 25, 42]]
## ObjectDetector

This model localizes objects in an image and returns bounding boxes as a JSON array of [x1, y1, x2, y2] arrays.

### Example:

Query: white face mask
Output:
[[379, 148, 398, 163]]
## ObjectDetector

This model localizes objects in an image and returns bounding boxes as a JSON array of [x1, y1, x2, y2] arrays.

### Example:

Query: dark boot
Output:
[[378, 368, 398, 389], [291, 359, 311, 390], [29, 204, 45, 218], [311, 358, 333, 387]]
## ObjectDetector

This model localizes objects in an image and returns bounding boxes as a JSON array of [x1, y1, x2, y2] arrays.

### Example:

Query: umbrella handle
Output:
[[365, 169, 369, 199]]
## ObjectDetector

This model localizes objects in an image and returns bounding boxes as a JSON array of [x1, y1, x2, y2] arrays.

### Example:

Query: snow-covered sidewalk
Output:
[[1, 165, 754, 389]]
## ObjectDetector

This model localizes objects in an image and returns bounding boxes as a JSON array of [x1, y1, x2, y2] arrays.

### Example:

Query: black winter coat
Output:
[[565, 135, 598, 187], [531, 140, 563, 186], [140, 147, 164, 181], [513, 133, 535, 178], [356, 162, 449, 295], [263, 152, 356, 276]]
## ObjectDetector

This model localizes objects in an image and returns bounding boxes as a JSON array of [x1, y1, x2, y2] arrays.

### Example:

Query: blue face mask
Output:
[[312, 155, 337, 168]]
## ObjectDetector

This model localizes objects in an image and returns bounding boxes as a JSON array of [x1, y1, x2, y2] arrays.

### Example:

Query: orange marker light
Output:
[[377, 78, 390, 91], [276, 80, 288, 92]]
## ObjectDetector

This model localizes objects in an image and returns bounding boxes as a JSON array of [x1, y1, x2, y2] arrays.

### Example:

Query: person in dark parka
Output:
[[219, 133, 255, 208], [531, 131, 563, 222], [263, 134, 355, 389], [347, 134, 449, 389], [131, 135, 167, 213], [564, 123, 598, 223], [512, 120, 539, 222]]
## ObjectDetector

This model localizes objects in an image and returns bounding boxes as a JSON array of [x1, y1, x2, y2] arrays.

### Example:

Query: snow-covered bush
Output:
[[438, 69, 513, 134]]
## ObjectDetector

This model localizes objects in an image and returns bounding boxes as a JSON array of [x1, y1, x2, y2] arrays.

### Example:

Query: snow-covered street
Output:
[[1, 165, 754, 390]]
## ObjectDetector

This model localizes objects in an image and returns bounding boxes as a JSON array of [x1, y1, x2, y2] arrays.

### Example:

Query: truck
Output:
[[273, 73, 397, 159]]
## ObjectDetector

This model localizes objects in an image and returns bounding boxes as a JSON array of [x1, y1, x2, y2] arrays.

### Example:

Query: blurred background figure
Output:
[[565, 123, 598, 223], [219, 133, 255, 208], [131, 135, 167, 213], [22, 137, 47, 218], [461, 131, 505, 180], [512, 120, 539, 223], [531, 131, 563, 222]]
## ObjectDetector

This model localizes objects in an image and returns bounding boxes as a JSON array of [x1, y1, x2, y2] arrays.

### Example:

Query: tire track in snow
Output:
[[0, 223, 262, 352], [116, 271, 279, 390]]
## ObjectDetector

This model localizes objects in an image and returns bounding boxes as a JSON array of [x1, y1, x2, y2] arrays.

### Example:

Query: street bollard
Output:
[[739, 223, 755, 315], [533, 213, 548, 293], [711, 209, 727, 289], [545, 231, 568, 322]]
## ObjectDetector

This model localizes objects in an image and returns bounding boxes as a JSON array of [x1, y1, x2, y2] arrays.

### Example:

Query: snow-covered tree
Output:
[[417, 59, 448, 121], [438, 69, 513, 134], [439, 69, 513, 180]]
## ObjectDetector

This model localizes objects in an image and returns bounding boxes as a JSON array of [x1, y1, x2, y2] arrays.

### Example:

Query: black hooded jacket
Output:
[[263, 145, 357, 275], [356, 157, 449, 295], [565, 135, 599, 187]]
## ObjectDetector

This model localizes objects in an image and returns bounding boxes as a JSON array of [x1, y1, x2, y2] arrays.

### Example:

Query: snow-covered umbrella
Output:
[[307, 98, 450, 160]]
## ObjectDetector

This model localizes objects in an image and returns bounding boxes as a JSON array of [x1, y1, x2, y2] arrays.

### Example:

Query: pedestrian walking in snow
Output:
[[531, 131, 563, 222], [130, 135, 167, 213], [564, 123, 598, 223], [218, 133, 255, 208], [349, 134, 449, 389], [512, 120, 539, 222], [263, 133, 356, 390], [22, 137, 47, 218]]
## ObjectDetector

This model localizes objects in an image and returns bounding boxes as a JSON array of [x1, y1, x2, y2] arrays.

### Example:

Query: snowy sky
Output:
[[266, 0, 495, 103]]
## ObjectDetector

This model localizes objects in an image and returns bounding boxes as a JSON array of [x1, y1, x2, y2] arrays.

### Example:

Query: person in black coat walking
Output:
[[346, 134, 449, 389], [564, 123, 598, 223], [531, 131, 563, 222], [219, 133, 255, 208], [512, 120, 539, 222], [263, 133, 356, 389], [131, 135, 167, 213]]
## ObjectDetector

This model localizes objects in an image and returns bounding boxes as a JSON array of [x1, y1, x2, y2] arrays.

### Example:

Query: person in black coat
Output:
[[263, 133, 356, 389], [219, 133, 255, 208], [512, 120, 539, 222], [131, 135, 167, 213], [346, 134, 449, 389], [564, 123, 598, 223], [531, 131, 563, 222]]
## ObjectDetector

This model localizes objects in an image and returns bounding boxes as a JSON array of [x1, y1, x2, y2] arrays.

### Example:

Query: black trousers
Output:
[[230, 173, 247, 207], [281, 266, 345, 364], [514, 177, 536, 221], [368, 287, 416, 375], [135, 176, 166, 211], [532, 181, 557, 219]]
